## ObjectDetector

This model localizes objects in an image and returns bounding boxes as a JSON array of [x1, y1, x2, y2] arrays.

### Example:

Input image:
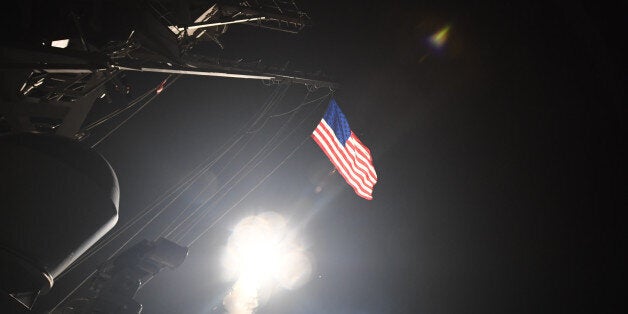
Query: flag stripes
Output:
[[312, 119, 377, 200]]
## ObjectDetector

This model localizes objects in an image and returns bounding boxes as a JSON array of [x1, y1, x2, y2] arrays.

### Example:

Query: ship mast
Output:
[[0, 0, 337, 140], [0, 2, 337, 311]]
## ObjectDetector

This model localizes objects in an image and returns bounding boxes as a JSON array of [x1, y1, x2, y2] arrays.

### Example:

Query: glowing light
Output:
[[51, 39, 69, 48], [429, 25, 451, 49], [222, 212, 312, 313]]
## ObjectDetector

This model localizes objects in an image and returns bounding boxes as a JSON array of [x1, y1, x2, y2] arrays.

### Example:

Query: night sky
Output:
[[4, 1, 623, 313]]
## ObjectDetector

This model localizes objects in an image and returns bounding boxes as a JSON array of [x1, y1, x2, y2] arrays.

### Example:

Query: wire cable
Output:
[[158, 84, 290, 238], [167, 89, 311, 239], [106, 83, 291, 256], [58, 79, 286, 278], [184, 92, 331, 246], [51, 82, 297, 311], [49, 269, 98, 313], [166, 106, 296, 240], [173, 109, 300, 241], [90, 75, 180, 148], [245, 84, 291, 133], [82, 88, 155, 132], [188, 135, 311, 247], [173, 91, 320, 241], [269, 92, 331, 118]]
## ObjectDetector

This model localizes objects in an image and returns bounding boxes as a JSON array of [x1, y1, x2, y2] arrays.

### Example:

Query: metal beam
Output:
[[175, 17, 267, 32], [118, 66, 274, 80], [116, 64, 338, 89]]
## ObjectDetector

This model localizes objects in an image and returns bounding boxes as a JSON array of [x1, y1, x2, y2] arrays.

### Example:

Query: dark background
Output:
[[4, 0, 624, 313]]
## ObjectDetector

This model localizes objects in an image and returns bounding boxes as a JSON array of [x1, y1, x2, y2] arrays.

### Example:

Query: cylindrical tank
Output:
[[0, 133, 119, 309]]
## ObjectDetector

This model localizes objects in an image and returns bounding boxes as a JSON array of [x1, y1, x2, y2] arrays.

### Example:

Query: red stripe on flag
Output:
[[347, 134, 377, 181], [345, 138, 377, 185], [312, 129, 372, 199], [311, 130, 371, 199], [312, 127, 371, 199], [317, 122, 374, 191], [312, 121, 375, 200], [348, 134, 376, 174], [316, 123, 373, 194]]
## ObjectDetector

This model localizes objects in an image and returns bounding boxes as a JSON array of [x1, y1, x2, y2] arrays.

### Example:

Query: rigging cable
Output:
[[171, 108, 299, 241], [269, 92, 332, 117], [172, 110, 298, 242], [60, 83, 289, 278], [58, 142, 226, 279], [82, 86, 156, 132], [163, 87, 300, 240], [49, 270, 98, 313], [90, 75, 180, 148], [165, 87, 307, 239], [103, 84, 292, 258], [172, 90, 321, 241], [157, 85, 291, 238], [158, 131, 261, 238], [243, 91, 329, 133], [51, 87, 325, 314], [55, 90, 291, 314], [188, 136, 310, 247], [50, 82, 302, 313], [184, 91, 331, 246]]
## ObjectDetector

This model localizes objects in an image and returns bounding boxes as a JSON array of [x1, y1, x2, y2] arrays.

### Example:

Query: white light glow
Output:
[[222, 212, 312, 314], [51, 39, 69, 48]]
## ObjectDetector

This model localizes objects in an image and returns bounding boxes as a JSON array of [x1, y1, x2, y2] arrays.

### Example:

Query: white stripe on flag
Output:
[[348, 136, 377, 179], [345, 141, 377, 185], [312, 129, 372, 199], [317, 122, 373, 193], [318, 123, 374, 189], [312, 126, 372, 198]]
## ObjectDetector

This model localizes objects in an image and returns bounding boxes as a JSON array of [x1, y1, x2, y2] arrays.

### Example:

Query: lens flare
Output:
[[222, 212, 312, 313], [429, 25, 451, 49]]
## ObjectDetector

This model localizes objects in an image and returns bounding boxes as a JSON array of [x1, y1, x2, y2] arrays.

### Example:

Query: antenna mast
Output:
[[0, 0, 337, 139]]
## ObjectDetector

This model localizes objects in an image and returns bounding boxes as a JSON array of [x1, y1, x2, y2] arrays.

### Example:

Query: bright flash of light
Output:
[[429, 25, 451, 49], [51, 39, 69, 48], [222, 212, 312, 314]]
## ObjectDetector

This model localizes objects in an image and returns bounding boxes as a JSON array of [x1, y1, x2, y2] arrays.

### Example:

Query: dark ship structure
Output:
[[0, 1, 336, 312]]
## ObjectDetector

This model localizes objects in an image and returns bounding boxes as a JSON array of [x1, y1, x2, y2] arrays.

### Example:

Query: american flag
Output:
[[312, 99, 377, 200]]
